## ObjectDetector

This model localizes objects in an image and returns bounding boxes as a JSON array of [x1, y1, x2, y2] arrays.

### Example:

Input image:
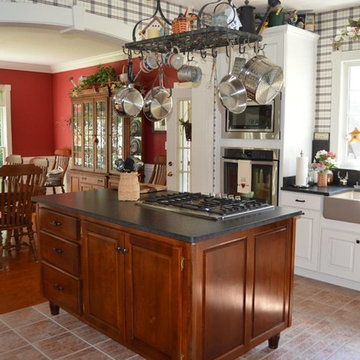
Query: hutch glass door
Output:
[[95, 99, 107, 172]]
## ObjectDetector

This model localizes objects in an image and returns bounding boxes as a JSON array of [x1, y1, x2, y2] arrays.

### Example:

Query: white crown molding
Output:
[[51, 51, 128, 73], [0, 51, 129, 73], [0, 61, 52, 73]]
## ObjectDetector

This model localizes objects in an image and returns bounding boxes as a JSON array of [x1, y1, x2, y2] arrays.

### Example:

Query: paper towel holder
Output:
[[294, 150, 310, 188]]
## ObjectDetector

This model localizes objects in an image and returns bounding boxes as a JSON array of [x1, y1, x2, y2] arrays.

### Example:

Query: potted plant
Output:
[[71, 65, 118, 96], [179, 119, 191, 141], [312, 150, 337, 187]]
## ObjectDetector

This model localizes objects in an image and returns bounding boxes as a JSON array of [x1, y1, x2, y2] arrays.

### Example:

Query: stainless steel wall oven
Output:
[[222, 94, 281, 140], [221, 147, 280, 205]]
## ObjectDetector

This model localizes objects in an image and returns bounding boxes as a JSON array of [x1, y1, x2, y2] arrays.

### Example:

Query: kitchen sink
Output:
[[323, 190, 360, 224]]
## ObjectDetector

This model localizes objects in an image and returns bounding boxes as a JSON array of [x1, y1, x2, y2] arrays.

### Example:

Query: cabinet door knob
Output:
[[49, 220, 61, 227], [122, 248, 129, 254], [356, 240, 360, 244], [52, 284, 64, 291], [115, 246, 123, 253], [167, 171, 173, 177], [52, 247, 63, 255]]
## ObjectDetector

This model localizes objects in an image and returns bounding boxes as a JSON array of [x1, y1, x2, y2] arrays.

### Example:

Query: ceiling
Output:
[[0, 25, 124, 73], [1, 0, 359, 73]]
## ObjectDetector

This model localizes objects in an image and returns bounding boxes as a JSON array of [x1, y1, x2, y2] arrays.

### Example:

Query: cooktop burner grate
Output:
[[137, 192, 274, 220]]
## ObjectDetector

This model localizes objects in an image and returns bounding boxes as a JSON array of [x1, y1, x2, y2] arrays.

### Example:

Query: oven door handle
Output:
[[222, 159, 278, 165]]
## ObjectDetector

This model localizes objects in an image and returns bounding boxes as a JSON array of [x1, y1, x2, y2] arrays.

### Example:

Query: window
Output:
[[331, 51, 360, 169], [178, 99, 191, 192], [0, 85, 12, 165]]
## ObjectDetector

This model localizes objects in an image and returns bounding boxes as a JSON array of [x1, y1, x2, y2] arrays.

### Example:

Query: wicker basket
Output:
[[172, 17, 190, 34], [118, 172, 140, 201]]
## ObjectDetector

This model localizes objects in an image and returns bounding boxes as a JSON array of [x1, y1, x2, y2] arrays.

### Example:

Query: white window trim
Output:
[[331, 50, 360, 169], [0, 84, 13, 157]]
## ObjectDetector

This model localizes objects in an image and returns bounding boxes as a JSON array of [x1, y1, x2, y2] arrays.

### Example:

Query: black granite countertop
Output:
[[33, 189, 302, 243], [281, 185, 352, 196]]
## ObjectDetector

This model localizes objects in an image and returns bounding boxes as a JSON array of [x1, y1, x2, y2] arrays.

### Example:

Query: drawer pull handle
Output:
[[356, 240, 360, 244], [122, 248, 129, 254], [53, 284, 64, 291], [115, 246, 123, 253], [295, 199, 305, 203], [49, 220, 61, 227], [52, 247, 63, 255], [97, 179, 103, 183]]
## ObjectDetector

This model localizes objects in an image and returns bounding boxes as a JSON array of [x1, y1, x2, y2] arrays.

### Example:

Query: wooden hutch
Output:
[[69, 87, 144, 191]]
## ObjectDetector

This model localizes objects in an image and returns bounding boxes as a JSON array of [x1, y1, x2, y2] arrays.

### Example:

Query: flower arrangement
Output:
[[312, 150, 337, 174], [333, 19, 360, 50]]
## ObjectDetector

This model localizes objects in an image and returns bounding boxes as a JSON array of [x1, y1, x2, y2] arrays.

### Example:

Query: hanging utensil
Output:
[[218, 46, 247, 114], [113, 58, 144, 117], [143, 66, 173, 122]]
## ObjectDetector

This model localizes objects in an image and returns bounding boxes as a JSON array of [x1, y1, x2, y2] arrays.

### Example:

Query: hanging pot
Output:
[[143, 67, 173, 122], [218, 48, 247, 114], [113, 59, 144, 117], [239, 55, 283, 105]]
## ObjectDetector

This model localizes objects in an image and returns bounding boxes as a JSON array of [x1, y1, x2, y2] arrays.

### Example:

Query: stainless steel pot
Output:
[[218, 49, 247, 114], [113, 60, 144, 117], [143, 86, 173, 122], [113, 83, 144, 117], [239, 55, 283, 105], [143, 68, 173, 122]]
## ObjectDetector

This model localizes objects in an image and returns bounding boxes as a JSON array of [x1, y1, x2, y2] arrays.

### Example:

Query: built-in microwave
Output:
[[222, 93, 281, 140]]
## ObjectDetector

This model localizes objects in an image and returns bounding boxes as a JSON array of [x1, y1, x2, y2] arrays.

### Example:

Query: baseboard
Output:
[[295, 267, 360, 291]]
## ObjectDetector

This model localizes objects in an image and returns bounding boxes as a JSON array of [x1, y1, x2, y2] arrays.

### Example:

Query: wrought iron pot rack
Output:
[[124, 0, 265, 57]]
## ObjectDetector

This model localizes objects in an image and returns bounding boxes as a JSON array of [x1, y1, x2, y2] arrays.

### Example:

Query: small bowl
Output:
[[240, 191, 254, 199]]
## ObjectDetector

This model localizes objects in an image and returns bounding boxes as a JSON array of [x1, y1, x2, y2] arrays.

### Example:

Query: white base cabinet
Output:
[[282, 190, 360, 291], [321, 227, 360, 283], [295, 209, 321, 271], [281, 191, 321, 271]]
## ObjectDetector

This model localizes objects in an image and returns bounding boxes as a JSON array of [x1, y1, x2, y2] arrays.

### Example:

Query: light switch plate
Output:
[[314, 132, 330, 141]]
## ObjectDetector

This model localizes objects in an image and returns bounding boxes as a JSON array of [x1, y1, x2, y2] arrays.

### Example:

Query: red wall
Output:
[[1, 59, 177, 163], [52, 59, 177, 163], [0, 69, 54, 156]]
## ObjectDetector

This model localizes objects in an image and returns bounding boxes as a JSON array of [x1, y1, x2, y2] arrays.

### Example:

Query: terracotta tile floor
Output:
[[0, 276, 359, 360]]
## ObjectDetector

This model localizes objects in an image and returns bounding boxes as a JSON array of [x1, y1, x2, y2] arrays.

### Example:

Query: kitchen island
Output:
[[34, 189, 301, 360]]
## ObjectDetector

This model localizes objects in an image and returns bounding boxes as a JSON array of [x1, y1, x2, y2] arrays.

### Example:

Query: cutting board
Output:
[[140, 183, 167, 194]]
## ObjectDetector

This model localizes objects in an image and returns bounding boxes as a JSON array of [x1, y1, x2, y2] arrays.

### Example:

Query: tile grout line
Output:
[[1, 305, 117, 360], [2, 327, 53, 360], [32, 304, 119, 360]]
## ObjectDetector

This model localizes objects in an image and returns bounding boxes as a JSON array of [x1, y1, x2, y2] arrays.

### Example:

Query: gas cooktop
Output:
[[137, 192, 274, 220]]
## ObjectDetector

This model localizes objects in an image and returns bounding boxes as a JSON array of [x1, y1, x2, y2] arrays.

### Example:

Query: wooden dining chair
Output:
[[29, 157, 49, 195], [5, 154, 23, 165], [45, 149, 71, 194], [0, 164, 42, 258], [148, 155, 167, 186]]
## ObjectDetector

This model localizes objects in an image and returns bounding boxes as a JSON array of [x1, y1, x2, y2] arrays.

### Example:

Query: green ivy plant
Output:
[[80, 65, 117, 87], [71, 65, 118, 96]]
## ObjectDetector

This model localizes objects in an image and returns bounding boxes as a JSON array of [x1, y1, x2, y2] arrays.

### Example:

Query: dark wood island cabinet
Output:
[[34, 189, 301, 360]]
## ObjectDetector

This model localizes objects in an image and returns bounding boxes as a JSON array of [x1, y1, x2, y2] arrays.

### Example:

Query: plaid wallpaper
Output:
[[315, 6, 360, 132], [1, 0, 186, 25]]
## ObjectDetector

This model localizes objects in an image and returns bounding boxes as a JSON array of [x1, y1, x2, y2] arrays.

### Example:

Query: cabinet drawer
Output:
[[281, 191, 322, 211], [41, 263, 82, 315], [39, 208, 79, 242], [80, 175, 106, 186], [40, 233, 80, 276]]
